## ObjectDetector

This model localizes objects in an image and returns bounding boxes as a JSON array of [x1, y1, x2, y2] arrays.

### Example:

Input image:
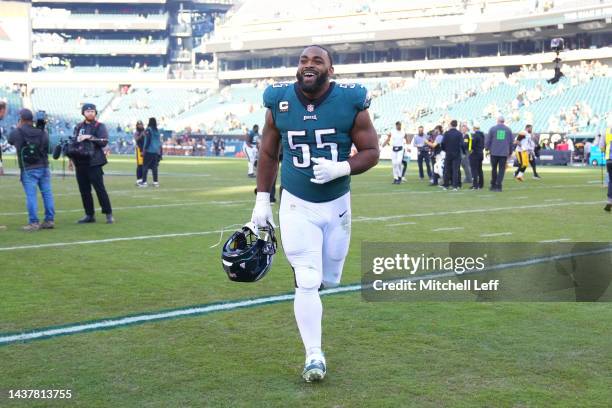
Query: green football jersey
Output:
[[263, 81, 370, 203]]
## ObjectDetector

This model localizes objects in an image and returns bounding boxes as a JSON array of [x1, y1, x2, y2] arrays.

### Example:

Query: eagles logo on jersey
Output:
[[263, 81, 370, 203]]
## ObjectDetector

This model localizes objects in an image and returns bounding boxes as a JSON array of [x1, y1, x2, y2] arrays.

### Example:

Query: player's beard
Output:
[[296, 70, 329, 94]]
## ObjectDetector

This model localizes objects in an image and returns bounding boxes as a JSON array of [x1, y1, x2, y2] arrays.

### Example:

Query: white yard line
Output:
[[386, 222, 417, 227], [432, 227, 465, 232], [480, 232, 513, 237]]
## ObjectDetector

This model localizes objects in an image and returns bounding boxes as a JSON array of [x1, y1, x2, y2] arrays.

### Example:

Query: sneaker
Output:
[[41, 220, 55, 229], [153, 182, 160, 187], [452, 187, 459, 191], [77, 215, 96, 224], [469, 186, 478, 190], [402, 177, 407, 182], [302, 353, 326, 383], [23, 223, 40, 232], [605, 204, 611, 212], [137, 182, 148, 188], [135, 179, 142, 186], [533, 175, 541, 179], [106, 214, 115, 224], [247, 173, 256, 178]]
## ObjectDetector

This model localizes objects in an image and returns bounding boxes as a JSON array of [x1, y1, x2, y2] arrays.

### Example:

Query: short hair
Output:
[[395, 121, 401, 126], [303, 45, 333, 67], [498, 116, 505, 123], [450, 120, 458, 127]]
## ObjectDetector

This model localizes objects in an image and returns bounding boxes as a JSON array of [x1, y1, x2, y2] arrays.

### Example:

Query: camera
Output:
[[35, 110, 47, 131], [550, 38, 564, 52], [547, 38, 565, 84], [52, 138, 69, 160]]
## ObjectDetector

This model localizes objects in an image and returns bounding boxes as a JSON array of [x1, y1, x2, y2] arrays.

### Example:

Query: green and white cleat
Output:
[[302, 353, 326, 382]]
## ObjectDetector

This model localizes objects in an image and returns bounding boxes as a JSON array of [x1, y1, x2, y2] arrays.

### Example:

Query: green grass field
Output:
[[0, 155, 611, 407]]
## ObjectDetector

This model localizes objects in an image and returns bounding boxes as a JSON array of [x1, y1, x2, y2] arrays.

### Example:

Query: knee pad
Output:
[[294, 266, 322, 291]]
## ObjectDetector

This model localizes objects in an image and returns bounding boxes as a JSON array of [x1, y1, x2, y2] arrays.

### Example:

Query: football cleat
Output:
[[302, 353, 326, 383]]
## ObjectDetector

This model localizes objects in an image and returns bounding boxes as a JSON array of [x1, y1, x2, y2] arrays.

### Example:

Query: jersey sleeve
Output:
[[262, 85, 277, 110], [353, 84, 371, 111]]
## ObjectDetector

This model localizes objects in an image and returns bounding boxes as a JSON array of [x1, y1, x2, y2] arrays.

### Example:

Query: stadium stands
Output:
[[4, 61, 610, 144]]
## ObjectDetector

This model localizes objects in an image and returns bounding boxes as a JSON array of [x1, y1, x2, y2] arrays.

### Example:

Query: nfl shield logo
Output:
[[307, 104, 315, 112]]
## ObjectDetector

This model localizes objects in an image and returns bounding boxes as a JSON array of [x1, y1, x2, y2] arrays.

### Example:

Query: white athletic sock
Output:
[[248, 162, 254, 174], [294, 287, 322, 355]]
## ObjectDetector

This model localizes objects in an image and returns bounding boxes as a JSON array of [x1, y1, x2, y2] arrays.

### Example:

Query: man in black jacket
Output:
[[469, 123, 485, 189], [8, 109, 56, 231], [73, 103, 114, 224], [441, 120, 464, 190]]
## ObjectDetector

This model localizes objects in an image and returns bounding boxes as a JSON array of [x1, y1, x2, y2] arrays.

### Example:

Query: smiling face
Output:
[[296, 46, 333, 95]]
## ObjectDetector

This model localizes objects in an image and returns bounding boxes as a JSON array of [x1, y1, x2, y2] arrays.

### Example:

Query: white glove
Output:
[[251, 192, 275, 228], [310, 157, 351, 184]]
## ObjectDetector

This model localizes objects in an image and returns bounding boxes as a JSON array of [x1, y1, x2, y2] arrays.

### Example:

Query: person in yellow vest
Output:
[[133, 120, 145, 185], [600, 128, 612, 212], [514, 131, 530, 182]]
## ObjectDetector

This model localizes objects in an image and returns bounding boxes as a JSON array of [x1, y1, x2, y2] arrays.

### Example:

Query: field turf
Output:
[[0, 156, 610, 407]]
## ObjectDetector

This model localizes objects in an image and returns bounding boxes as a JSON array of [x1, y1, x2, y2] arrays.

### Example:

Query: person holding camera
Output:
[[72, 103, 114, 224], [8, 109, 55, 231], [138, 117, 162, 187]]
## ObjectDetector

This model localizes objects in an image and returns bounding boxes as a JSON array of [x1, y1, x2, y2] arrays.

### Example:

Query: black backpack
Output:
[[19, 128, 45, 165]]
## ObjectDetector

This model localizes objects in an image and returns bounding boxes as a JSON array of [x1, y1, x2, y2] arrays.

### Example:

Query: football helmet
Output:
[[222, 222, 277, 282]]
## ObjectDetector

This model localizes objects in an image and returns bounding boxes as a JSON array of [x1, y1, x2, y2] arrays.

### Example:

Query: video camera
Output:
[[34, 110, 47, 131], [52, 138, 69, 160], [547, 38, 565, 84]]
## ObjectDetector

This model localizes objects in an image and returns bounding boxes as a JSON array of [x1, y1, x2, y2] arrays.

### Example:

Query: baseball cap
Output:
[[18, 108, 33, 121]]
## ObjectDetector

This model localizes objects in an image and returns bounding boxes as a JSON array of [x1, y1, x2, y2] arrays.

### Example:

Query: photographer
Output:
[[8, 109, 55, 231], [71, 103, 114, 224]]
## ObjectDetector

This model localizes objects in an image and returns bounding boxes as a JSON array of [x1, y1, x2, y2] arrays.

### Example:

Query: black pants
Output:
[[76, 165, 112, 216], [417, 150, 432, 179], [529, 156, 539, 177], [136, 165, 143, 180], [142, 153, 160, 183], [443, 154, 461, 188], [469, 152, 484, 188], [490, 155, 507, 190]]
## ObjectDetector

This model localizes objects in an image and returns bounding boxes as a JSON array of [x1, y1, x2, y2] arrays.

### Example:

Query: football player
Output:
[[251, 45, 379, 382], [382, 121, 410, 184], [514, 131, 530, 182], [244, 124, 259, 177]]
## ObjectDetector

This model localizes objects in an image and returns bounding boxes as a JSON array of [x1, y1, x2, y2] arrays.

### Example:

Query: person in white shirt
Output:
[[525, 125, 541, 179], [382, 121, 410, 184]]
